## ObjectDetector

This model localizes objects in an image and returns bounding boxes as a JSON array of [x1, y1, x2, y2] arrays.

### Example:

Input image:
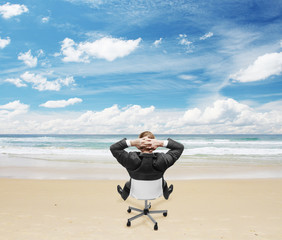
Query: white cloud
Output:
[[4, 78, 27, 87], [180, 38, 192, 45], [40, 98, 82, 108], [60, 36, 142, 62], [166, 98, 282, 133], [5, 72, 75, 91], [1, 99, 282, 134], [37, 49, 44, 56], [41, 16, 49, 23], [0, 36, 10, 49], [178, 34, 192, 46], [153, 38, 162, 47], [0, 100, 29, 119], [64, 0, 104, 8], [0, 2, 28, 19], [77, 104, 155, 128], [200, 32, 213, 40], [18, 50, 38, 67], [21, 72, 60, 91], [230, 52, 282, 82], [257, 100, 282, 112], [178, 34, 193, 53], [9, 104, 156, 134], [60, 38, 84, 62], [179, 75, 195, 80], [168, 98, 251, 126], [56, 76, 75, 87]]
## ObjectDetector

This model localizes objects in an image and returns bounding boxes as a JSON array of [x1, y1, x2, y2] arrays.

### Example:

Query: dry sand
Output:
[[1, 178, 282, 240]]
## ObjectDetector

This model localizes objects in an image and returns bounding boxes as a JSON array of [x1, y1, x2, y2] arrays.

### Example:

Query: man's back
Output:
[[110, 137, 184, 180], [110, 134, 184, 200]]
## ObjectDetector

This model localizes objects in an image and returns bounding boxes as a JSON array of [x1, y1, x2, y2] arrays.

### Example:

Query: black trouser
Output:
[[120, 179, 170, 200]]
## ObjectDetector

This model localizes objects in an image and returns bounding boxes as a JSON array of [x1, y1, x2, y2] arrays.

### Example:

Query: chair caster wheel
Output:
[[163, 212, 167, 217], [127, 220, 131, 227], [127, 208, 131, 213], [154, 223, 158, 231]]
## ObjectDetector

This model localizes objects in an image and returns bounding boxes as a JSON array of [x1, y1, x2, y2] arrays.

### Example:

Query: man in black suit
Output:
[[110, 131, 184, 200]]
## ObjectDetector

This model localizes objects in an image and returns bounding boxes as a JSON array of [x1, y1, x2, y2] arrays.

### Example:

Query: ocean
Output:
[[1, 134, 282, 180]]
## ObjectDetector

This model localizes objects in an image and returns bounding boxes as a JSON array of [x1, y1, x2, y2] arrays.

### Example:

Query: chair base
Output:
[[126, 200, 167, 230]]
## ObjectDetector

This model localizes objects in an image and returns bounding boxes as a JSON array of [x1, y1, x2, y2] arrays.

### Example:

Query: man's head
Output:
[[139, 131, 155, 139], [138, 131, 155, 153]]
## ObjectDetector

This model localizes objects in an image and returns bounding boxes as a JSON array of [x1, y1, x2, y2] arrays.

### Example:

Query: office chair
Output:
[[126, 178, 168, 231]]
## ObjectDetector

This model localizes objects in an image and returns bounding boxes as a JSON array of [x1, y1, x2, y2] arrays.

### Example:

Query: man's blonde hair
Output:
[[139, 131, 155, 139]]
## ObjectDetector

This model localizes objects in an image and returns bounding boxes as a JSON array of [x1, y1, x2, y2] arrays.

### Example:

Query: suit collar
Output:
[[139, 152, 157, 158]]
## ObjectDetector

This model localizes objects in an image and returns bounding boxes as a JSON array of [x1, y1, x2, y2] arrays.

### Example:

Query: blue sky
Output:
[[0, 0, 282, 134]]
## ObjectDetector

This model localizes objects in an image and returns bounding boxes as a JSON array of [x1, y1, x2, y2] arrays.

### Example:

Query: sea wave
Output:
[[180, 139, 282, 146], [183, 147, 282, 155], [0, 146, 111, 156], [1, 145, 282, 156]]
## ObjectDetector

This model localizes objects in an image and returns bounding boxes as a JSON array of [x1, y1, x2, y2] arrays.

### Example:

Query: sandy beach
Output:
[[1, 178, 281, 240]]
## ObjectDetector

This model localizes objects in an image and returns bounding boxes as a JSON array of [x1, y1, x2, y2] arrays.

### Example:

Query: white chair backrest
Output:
[[130, 178, 163, 200]]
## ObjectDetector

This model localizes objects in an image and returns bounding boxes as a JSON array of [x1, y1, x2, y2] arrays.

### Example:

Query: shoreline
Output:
[[1, 178, 281, 240], [1, 161, 282, 180]]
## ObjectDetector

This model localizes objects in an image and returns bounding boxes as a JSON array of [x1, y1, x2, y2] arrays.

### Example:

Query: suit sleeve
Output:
[[153, 138, 184, 172], [110, 138, 141, 170]]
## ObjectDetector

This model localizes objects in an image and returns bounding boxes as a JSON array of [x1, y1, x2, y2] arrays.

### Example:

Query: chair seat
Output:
[[127, 178, 167, 230], [130, 178, 163, 200]]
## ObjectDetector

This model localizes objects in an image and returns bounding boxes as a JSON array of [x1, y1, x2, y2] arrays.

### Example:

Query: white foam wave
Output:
[[180, 140, 282, 146], [1, 145, 282, 157], [182, 147, 282, 155], [0, 136, 118, 144], [0, 146, 112, 156]]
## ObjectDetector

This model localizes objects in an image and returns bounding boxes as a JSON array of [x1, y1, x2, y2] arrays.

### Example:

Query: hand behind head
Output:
[[138, 137, 157, 152]]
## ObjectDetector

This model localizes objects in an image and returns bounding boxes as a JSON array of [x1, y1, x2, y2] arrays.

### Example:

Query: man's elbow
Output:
[[173, 142, 184, 153], [109, 144, 117, 155], [179, 143, 184, 153]]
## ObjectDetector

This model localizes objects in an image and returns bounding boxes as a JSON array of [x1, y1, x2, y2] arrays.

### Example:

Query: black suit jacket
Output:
[[110, 138, 184, 180]]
